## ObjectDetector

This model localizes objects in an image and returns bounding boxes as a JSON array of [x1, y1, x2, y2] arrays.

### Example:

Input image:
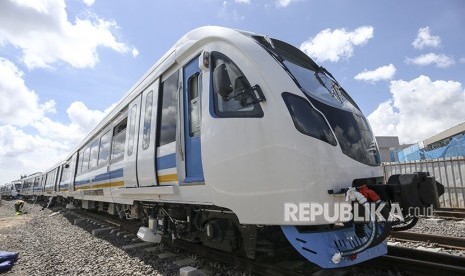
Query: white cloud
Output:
[[0, 58, 115, 184], [460, 58, 465, 64], [0, 0, 135, 69], [0, 57, 55, 126], [405, 53, 455, 68], [0, 100, 114, 184], [412, 26, 441, 50], [276, 0, 298, 7], [368, 75, 465, 144], [132, 48, 139, 58], [300, 26, 374, 63], [235, 0, 250, 3], [354, 64, 396, 82], [0, 124, 71, 184], [83, 0, 96, 6], [219, 1, 245, 21]]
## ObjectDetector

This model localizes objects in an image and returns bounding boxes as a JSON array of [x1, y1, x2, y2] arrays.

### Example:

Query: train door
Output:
[[137, 80, 159, 187], [70, 153, 78, 192], [124, 94, 142, 188], [182, 56, 204, 183]]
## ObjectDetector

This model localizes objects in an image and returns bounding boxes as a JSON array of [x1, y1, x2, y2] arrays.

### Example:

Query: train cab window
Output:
[[98, 130, 111, 165], [142, 91, 153, 150], [111, 118, 127, 163], [89, 139, 100, 169], [157, 71, 178, 147], [282, 93, 337, 146], [211, 52, 263, 118]]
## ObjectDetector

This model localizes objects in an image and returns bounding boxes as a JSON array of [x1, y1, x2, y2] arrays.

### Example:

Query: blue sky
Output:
[[1, 0, 464, 183]]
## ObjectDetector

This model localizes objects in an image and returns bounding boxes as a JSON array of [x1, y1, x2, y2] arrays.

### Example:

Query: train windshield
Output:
[[14, 183, 21, 192], [254, 36, 380, 166]]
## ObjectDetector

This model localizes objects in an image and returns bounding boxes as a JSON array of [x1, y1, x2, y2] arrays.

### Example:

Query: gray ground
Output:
[[0, 199, 161, 276]]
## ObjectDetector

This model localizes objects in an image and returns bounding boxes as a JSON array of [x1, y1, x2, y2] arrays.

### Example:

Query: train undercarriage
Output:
[[44, 172, 444, 269]]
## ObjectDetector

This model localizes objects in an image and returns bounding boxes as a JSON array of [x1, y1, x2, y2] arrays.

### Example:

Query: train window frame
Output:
[[98, 129, 112, 166], [156, 70, 179, 147], [110, 117, 127, 164], [60, 160, 71, 184], [89, 139, 100, 169], [127, 105, 138, 156], [188, 73, 201, 137], [77, 149, 84, 175], [210, 51, 264, 118], [142, 91, 154, 150], [81, 146, 91, 173]]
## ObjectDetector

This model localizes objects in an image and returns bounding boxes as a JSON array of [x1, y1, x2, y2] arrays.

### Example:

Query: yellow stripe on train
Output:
[[158, 174, 178, 183], [75, 181, 125, 191], [92, 181, 125, 188]]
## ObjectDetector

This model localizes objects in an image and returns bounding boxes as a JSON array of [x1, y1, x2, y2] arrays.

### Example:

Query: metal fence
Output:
[[382, 157, 465, 208]]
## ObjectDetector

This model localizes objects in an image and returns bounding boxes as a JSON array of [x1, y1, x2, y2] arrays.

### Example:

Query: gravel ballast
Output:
[[0, 199, 162, 275], [2, 198, 464, 275]]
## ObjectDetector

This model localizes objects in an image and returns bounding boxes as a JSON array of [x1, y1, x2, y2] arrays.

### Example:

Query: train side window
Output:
[[157, 71, 178, 147], [60, 163, 69, 183], [89, 139, 100, 169], [98, 130, 111, 166], [127, 105, 138, 156], [111, 118, 127, 163], [142, 91, 153, 150], [81, 146, 90, 173], [188, 74, 200, 137], [211, 52, 263, 118], [77, 149, 83, 175]]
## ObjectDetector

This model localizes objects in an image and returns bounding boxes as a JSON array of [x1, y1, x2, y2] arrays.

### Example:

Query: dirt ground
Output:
[[0, 200, 33, 243]]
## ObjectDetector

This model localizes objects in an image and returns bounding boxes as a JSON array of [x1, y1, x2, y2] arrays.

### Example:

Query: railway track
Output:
[[390, 231, 465, 250], [434, 208, 465, 219], [362, 245, 465, 276], [65, 207, 465, 275]]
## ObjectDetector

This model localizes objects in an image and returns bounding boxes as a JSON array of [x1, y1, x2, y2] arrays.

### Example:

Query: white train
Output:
[[0, 181, 21, 199], [10, 26, 442, 268]]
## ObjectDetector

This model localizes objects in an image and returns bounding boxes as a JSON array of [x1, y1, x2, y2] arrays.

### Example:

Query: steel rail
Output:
[[433, 210, 465, 219], [390, 231, 465, 250], [362, 246, 465, 276]]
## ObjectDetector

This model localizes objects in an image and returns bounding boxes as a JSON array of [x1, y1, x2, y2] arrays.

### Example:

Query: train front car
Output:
[[198, 28, 443, 268]]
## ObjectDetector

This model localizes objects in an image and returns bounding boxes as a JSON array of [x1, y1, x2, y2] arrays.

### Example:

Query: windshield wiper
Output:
[[313, 71, 344, 104]]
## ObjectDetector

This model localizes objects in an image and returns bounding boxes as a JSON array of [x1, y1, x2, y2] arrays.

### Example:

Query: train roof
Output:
[[62, 26, 259, 161]]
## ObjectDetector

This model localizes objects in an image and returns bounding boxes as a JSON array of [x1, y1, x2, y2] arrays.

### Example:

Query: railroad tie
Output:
[[121, 242, 152, 250]]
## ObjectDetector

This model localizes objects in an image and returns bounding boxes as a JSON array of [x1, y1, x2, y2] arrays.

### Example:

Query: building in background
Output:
[[376, 136, 399, 162], [386, 122, 465, 162]]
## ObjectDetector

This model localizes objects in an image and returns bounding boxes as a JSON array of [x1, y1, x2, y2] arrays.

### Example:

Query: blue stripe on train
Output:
[[75, 179, 90, 186], [75, 168, 124, 186], [156, 153, 176, 170]]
